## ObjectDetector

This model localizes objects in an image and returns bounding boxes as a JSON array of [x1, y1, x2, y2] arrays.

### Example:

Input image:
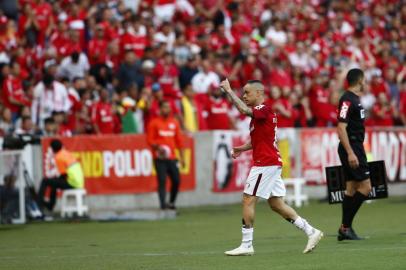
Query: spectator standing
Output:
[[117, 50, 143, 90], [191, 59, 220, 101], [371, 93, 396, 127], [88, 24, 108, 66], [31, 74, 70, 128], [181, 84, 205, 132], [204, 86, 235, 130], [91, 88, 119, 134], [57, 51, 90, 81], [1, 62, 31, 121], [154, 52, 180, 99], [179, 55, 199, 90]]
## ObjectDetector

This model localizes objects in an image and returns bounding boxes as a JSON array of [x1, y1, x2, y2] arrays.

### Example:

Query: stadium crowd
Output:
[[0, 0, 405, 137]]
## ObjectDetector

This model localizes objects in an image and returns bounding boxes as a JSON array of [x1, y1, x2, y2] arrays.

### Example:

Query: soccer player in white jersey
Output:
[[220, 79, 323, 256]]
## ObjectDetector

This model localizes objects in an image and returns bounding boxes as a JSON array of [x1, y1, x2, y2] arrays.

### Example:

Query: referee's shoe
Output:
[[338, 226, 363, 241]]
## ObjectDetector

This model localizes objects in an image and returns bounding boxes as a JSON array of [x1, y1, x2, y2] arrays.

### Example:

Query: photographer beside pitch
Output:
[[220, 79, 323, 256], [336, 68, 372, 240]]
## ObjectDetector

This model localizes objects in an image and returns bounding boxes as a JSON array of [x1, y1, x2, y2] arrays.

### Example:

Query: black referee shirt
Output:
[[337, 91, 366, 143]]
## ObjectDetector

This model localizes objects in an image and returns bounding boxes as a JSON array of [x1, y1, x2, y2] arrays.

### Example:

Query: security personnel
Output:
[[337, 68, 372, 240], [147, 100, 184, 210], [38, 139, 84, 212]]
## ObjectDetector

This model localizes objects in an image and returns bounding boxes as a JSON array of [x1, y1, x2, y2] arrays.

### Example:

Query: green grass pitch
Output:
[[1, 197, 406, 270]]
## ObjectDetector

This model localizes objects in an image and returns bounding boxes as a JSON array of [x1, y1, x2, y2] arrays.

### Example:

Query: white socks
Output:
[[293, 216, 315, 237], [241, 227, 253, 248]]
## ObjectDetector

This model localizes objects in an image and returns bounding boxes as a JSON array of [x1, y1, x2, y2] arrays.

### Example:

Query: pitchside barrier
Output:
[[1, 127, 405, 215]]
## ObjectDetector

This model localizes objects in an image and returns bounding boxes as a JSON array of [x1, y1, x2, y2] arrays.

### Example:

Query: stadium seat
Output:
[[284, 178, 309, 208], [60, 189, 89, 218]]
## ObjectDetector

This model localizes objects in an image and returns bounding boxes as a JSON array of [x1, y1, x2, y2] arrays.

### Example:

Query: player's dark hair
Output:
[[346, 68, 364, 86], [247, 80, 263, 85], [50, 139, 63, 153]]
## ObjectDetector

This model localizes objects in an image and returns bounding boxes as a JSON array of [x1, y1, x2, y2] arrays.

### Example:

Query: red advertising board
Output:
[[300, 128, 406, 184], [42, 134, 195, 194]]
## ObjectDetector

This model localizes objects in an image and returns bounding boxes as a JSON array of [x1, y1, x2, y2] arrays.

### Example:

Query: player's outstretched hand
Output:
[[348, 152, 359, 169], [220, 78, 232, 93], [231, 148, 242, 159]]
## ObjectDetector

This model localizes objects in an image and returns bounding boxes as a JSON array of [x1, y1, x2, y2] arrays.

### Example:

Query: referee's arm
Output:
[[337, 122, 359, 169]]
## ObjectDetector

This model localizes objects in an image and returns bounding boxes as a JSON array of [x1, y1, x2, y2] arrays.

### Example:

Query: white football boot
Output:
[[303, 229, 323, 254], [224, 245, 254, 256]]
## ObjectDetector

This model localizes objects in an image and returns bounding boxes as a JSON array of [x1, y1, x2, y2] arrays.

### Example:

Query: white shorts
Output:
[[244, 166, 286, 199]]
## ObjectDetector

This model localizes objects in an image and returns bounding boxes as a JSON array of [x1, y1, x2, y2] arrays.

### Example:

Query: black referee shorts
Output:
[[338, 142, 370, 182]]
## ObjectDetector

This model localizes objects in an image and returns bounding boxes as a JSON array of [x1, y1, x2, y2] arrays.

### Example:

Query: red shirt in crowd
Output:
[[268, 98, 296, 128], [145, 99, 180, 131], [66, 89, 81, 131], [1, 75, 31, 113], [154, 62, 179, 99], [50, 29, 81, 57], [88, 38, 108, 65], [91, 101, 117, 134], [250, 103, 282, 167], [371, 103, 394, 127], [57, 124, 72, 137], [120, 31, 147, 58], [269, 68, 293, 89], [205, 97, 232, 130], [309, 85, 335, 126], [66, 10, 87, 50], [33, 1, 52, 45], [370, 78, 390, 98]]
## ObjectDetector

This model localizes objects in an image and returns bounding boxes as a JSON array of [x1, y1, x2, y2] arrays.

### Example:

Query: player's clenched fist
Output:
[[231, 148, 242, 159]]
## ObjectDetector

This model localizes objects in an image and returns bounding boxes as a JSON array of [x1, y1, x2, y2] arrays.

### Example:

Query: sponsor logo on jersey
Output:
[[254, 104, 265, 110], [340, 101, 350, 119]]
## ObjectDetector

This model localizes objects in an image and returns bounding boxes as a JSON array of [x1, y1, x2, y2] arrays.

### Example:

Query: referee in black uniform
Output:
[[337, 68, 372, 241]]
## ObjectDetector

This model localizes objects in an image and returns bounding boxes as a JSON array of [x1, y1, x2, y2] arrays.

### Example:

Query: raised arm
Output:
[[220, 79, 253, 117]]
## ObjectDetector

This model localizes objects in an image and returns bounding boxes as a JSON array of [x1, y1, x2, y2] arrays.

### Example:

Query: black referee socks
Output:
[[341, 194, 354, 228], [342, 192, 368, 228]]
